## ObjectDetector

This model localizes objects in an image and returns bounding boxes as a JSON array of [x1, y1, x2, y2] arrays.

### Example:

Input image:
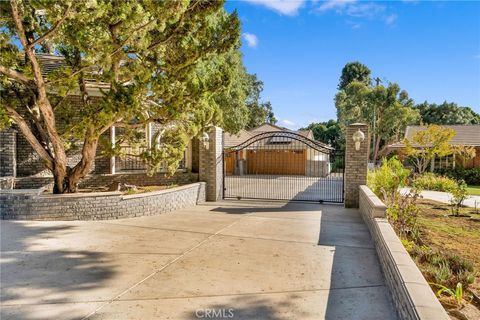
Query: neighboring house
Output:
[[0, 54, 195, 182], [224, 123, 334, 177], [388, 125, 480, 170]]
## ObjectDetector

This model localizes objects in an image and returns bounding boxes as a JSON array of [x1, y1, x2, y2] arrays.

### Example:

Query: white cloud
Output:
[[384, 14, 397, 25], [317, 0, 356, 12], [315, 0, 397, 27], [242, 33, 258, 48], [244, 0, 305, 16]]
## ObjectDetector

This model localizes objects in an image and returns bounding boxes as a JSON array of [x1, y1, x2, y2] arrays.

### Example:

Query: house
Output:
[[224, 123, 334, 177], [388, 125, 480, 170], [0, 54, 197, 187]]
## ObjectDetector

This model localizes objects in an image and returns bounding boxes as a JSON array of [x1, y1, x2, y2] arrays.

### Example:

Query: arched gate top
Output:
[[226, 131, 334, 153]]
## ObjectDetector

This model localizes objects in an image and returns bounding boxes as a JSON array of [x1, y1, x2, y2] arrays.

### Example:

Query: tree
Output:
[[415, 101, 480, 125], [338, 61, 371, 90], [243, 73, 276, 129], [403, 125, 455, 174], [301, 120, 344, 150], [0, 0, 245, 193], [336, 81, 420, 161], [452, 145, 476, 168]]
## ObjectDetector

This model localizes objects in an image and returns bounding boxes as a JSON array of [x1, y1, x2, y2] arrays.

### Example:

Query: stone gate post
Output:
[[199, 127, 224, 201], [344, 123, 369, 208]]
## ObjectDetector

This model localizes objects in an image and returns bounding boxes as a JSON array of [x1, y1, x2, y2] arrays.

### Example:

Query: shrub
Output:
[[449, 180, 468, 216], [387, 190, 421, 239], [435, 167, 480, 186], [412, 173, 458, 192], [368, 157, 411, 202]]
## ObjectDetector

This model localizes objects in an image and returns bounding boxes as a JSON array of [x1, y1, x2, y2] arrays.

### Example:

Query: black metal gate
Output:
[[223, 131, 344, 203]]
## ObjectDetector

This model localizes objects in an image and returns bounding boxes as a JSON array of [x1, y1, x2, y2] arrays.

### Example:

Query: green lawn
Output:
[[467, 185, 480, 196]]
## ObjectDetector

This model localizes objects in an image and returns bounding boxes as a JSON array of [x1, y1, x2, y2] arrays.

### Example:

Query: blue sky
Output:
[[225, 0, 480, 130]]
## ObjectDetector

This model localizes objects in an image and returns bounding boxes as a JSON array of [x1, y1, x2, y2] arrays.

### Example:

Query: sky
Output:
[[224, 0, 480, 130]]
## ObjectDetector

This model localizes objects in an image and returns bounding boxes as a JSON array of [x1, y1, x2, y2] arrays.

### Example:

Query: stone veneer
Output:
[[1, 182, 205, 221], [359, 185, 449, 320], [344, 123, 369, 208], [0, 129, 16, 177]]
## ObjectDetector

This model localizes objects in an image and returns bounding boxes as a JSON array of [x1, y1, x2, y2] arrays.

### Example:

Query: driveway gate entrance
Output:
[[223, 131, 344, 203]]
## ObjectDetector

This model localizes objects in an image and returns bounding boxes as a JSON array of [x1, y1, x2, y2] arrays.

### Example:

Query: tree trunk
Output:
[[52, 135, 98, 194], [373, 135, 381, 163]]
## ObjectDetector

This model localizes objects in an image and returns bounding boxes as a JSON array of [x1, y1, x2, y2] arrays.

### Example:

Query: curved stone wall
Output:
[[0, 182, 205, 221]]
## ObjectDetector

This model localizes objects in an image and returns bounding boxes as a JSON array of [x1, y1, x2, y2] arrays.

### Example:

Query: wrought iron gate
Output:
[[223, 131, 344, 203]]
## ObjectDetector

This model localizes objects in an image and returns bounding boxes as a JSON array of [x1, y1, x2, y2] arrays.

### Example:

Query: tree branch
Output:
[[5, 106, 54, 170], [0, 65, 32, 84], [27, 4, 72, 49]]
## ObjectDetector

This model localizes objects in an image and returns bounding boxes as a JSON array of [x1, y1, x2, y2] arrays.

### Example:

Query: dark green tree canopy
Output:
[[0, 0, 254, 193], [301, 120, 344, 150], [338, 61, 371, 90], [415, 101, 480, 125], [243, 73, 276, 129]]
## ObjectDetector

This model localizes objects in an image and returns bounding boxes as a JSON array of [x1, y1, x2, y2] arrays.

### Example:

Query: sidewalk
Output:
[[401, 188, 480, 208]]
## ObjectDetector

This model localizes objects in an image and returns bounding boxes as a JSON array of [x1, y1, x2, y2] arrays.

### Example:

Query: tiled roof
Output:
[[224, 129, 253, 148], [389, 125, 480, 148]]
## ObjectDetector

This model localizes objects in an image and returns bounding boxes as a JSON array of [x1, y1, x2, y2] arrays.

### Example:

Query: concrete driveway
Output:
[[1, 201, 396, 320], [224, 175, 344, 202]]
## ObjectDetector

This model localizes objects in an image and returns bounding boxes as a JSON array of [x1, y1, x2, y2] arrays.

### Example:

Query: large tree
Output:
[[301, 120, 344, 150], [338, 61, 371, 90], [243, 73, 276, 129], [415, 101, 480, 125], [0, 0, 246, 193], [336, 81, 420, 161]]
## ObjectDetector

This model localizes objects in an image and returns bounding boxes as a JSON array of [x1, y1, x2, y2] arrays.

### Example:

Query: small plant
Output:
[[449, 180, 468, 216], [431, 282, 464, 305], [386, 190, 421, 239], [368, 156, 411, 203]]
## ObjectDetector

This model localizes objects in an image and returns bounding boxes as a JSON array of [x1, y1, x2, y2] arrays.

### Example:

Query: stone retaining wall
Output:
[[1, 182, 205, 221], [14, 172, 198, 190], [359, 185, 449, 320]]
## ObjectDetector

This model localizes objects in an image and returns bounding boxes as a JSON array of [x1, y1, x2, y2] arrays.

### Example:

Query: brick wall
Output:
[[199, 127, 223, 201], [359, 186, 449, 320], [344, 123, 369, 208], [0, 129, 16, 177], [1, 182, 205, 221], [14, 172, 198, 190]]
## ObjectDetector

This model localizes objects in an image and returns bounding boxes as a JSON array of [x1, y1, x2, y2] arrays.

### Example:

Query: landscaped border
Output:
[[359, 185, 449, 320], [0, 182, 205, 221]]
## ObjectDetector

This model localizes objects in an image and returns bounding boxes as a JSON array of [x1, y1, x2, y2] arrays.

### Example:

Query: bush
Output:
[[368, 157, 411, 202], [435, 167, 480, 185], [412, 173, 458, 192]]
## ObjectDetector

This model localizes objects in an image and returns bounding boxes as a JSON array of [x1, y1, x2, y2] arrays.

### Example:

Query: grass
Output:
[[467, 185, 480, 196]]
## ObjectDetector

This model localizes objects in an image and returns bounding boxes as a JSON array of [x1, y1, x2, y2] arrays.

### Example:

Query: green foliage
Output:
[[415, 101, 480, 125], [412, 173, 458, 192], [367, 157, 411, 202], [242, 74, 276, 129], [435, 167, 480, 186], [338, 61, 371, 90], [386, 191, 421, 239], [0, 0, 259, 191], [449, 180, 468, 216], [300, 120, 344, 150], [336, 79, 420, 161], [403, 124, 455, 174], [431, 282, 464, 305]]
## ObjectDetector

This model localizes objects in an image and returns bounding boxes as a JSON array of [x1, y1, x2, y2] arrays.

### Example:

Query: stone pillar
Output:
[[344, 123, 369, 208], [199, 127, 224, 201], [0, 129, 17, 177]]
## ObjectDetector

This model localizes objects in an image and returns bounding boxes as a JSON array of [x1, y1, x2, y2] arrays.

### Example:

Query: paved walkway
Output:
[[401, 187, 480, 208], [1, 201, 396, 320]]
